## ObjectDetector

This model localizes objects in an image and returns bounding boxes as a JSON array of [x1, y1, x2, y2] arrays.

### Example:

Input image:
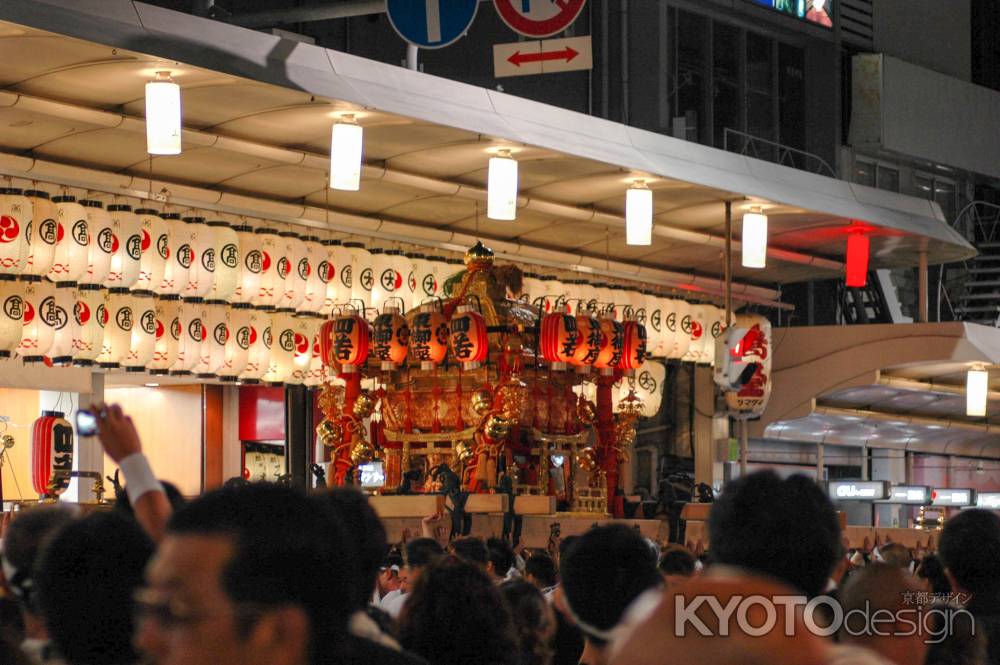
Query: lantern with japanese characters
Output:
[[618, 319, 647, 372], [217, 304, 251, 380], [209, 221, 239, 303], [303, 325, 328, 387], [663, 299, 691, 360], [255, 228, 281, 310], [372, 305, 410, 370], [299, 236, 326, 314], [539, 312, 579, 370], [48, 196, 89, 284], [593, 317, 625, 374], [103, 204, 142, 289], [683, 304, 707, 363], [239, 310, 271, 383], [449, 305, 488, 370], [97, 288, 133, 368], [410, 254, 440, 309], [634, 361, 666, 418], [675, 300, 695, 361], [324, 311, 370, 373], [263, 312, 297, 384], [0, 278, 25, 357], [172, 299, 205, 375], [184, 216, 215, 301], [231, 225, 261, 306], [147, 297, 181, 374], [0, 188, 30, 277], [24, 190, 58, 278], [195, 302, 227, 377], [570, 313, 601, 372], [46, 286, 76, 365], [318, 239, 340, 315], [332, 240, 356, 310], [122, 293, 157, 371], [369, 249, 408, 312], [70, 286, 104, 366], [31, 411, 73, 498], [80, 200, 113, 287], [17, 280, 56, 361], [277, 231, 308, 312], [708, 305, 727, 367], [626, 290, 647, 327], [723, 314, 772, 418], [409, 309, 449, 370], [290, 316, 322, 385], [645, 293, 664, 357], [157, 212, 190, 296], [134, 208, 168, 293], [347, 242, 373, 311]]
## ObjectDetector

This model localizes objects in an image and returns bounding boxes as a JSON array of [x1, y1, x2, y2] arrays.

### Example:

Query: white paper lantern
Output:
[[147, 297, 180, 374], [611, 286, 631, 320], [684, 304, 709, 363], [289, 316, 322, 385], [303, 326, 329, 387], [145, 71, 182, 156], [520, 272, 544, 308], [371, 249, 402, 312], [634, 361, 666, 418], [318, 239, 339, 315], [97, 288, 133, 368], [255, 228, 282, 310], [592, 283, 617, 319], [434, 256, 457, 291], [409, 253, 439, 310], [157, 212, 190, 297], [0, 188, 30, 277], [122, 293, 157, 371], [231, 225, 262, 306], [671, 299, 693, 360], [277, 231, 307, 312], [195, 302, 227, 377], [329, 117, 363, 191], [346, 242, 372, 314], [134, 208, 168, 293], [208, 221, 240, 303], [0, 278, 25, 358], [183, 216, 215, 301], [332, 240, 356, 310], [487, 149, 518, 221], [644, 293, 664, 357], [172, 299, 205, 375], [70, 286, 105, 366], [80, 200, 113, 287], [560, 279, 584, 315], [103, 204, 142, 289], [706, 305, 726, 367], [297, 236, 325, 314], [661, 298, 680, 360], [263, 311, 297, 384], [48, 196, 89, 284], [217, 304, 251, 380], [16, 279, 56, 361], [46, 285, 76, 365], [389, 250, 412, 310], [626, 290, 647, 326], [239, 310, 271, 383], [23, 191, 58, 278]]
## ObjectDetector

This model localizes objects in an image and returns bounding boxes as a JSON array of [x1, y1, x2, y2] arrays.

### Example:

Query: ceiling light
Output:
[[330, 114, 363, 191], [144, 382, 160, 387], [741, 207, 768, 269], [846, 227, 870, 287], [145, 71, 181, 155], [488, 149, 518, 221], [967, 365, 988, 417], [626, 180, 652, 246]]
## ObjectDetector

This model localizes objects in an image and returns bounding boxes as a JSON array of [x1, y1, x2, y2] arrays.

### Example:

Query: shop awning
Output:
[[0, 0, 976, 310], [750, 323, 1000, 460]]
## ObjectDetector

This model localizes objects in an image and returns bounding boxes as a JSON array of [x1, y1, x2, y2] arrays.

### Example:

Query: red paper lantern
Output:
[[409, 310, 449, 369], [571, 314, 602, 370], [593, 317, 625, 372], [372, 308, 410, 370], [31, 410, 73, 497], [539, 312, 579, 369], [846, 229, 870, 288], [449, 305, 488, 369], [619, 320, 648, 371], [322, 312, 369, 372]]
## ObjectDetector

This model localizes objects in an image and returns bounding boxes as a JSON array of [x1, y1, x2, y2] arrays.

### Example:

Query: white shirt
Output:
[[380, 590, 408, 619]]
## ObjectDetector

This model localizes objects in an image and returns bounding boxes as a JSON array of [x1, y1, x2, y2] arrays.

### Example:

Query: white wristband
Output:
[[118, 452, 164, 506]]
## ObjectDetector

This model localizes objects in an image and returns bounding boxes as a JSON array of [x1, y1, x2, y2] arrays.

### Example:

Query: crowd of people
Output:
[[0, 404, 999, 665]]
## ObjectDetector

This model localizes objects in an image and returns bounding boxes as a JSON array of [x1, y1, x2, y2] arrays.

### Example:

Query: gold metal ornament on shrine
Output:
[[484, 414, 511, 440], [455, 440, 475, 463], [578, 399, 597, 425], [353, 391, 376, 419], [316, 419, 343, 447], [578, 446, 599, 472], [472, 389, 493, 416], [350, 441, 375, 465], [1, 434, 14, 449]]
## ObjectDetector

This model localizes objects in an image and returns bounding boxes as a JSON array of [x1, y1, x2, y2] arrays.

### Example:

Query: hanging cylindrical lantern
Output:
[[122, 293, 157, 371], [147, 296, 180, 374], [707, 305, 726, 368], [741, 208, 768, 269], [570, 314, 601, 371], [17, 280, 57, 361], [97, 288, 133, 368], [409, 254, 441, 310], [644, 293, 664, 357], [372, 305, 410, 370], [666, 299, 691, 360], [183, 216, 215, 301], [487, 148, 518, 221], [635, 361, 666, 418], [46, 286, 76, 365], [80, 200, 113, 287], [619, 320, 647, 372], [231, 225, 262, 306], [145, 71, 182, 156], [449, 304, 488, 370], [593, 317, 625, 374], [329, 115, 363, 191], [263, 311, 297, 385], [303, 326, 329, 387], [238, 310, 271, 383], [194, 301, 227, 377], [299, 236, 326, 314], [48, 196, 90, 284], [0, 187, 30, 277], [520, 272, 544, 307], [277, 231, 308, 312], [539, 312, 579, 370], [217, 304, 251, 381], [390, 250, 412, 309], [561, 279, 585, 315], [326, 311, 370, 373], [209, 221, 240, 303], [318, 238, 340, 315], [0, 278, 25, 358], [290, 316, 322, 385], [157, 212, 190, 297], [683, 304, 707, 363], [593, 283, 619, 320], [409, 309, 449, 370], [626, 290, 647, 327], [171, 299, 205, 375], [332, 240, 356, 310], [31, 411, 73, 498], [23, 190, 58, 278], [254, 227, 281, 310], [370, 249, 401, 311], [347, 242, 373, 312], [134, 208, 168, 293], [103, 204, 143, 289], [626, 179, 653, 246]]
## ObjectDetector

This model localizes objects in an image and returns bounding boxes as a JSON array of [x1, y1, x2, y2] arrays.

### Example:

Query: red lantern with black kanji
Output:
[[449, 304, 488, 370], [593, 317, 625, 373], [409, 310, 449, 369], [322, 312, 369, 373], [539, 312, 579, 370], [31, 410, 73, 497], [571, 314, 602, 371], [372, 307, 410, 370], [618, 320, 647, 372]]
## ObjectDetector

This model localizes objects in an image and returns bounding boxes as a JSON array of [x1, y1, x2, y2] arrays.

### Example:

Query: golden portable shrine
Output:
[[315, 241, 648, 518]]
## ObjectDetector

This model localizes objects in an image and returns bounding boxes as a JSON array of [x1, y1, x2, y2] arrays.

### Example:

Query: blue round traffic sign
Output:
[[386, 0, 479, 49]]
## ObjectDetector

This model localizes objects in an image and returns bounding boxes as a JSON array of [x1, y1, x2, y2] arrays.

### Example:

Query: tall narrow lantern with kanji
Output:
[[31, 411, 73, 498], [372, 304, 410, 371], [539, 312, 579, 370], [449, 304, 488, 370]]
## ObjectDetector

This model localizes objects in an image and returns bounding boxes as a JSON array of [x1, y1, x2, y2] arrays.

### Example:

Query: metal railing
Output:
[[938, 200, 1000, 323], [723, 128, 837, 178]]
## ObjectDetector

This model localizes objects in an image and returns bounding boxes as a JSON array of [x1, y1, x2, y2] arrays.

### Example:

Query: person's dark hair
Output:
[[0, 504, 75, 613], [405, 537, 445, 570], [364, 604, 399, 641], [940, 509, 1000, 596], [314, 487, 387, 611], [708, 471, 840, 598], [925, 601, 986, 665], [115, 480, 187, 516], [399, 557, 518, 665], [0, 638, 32, 665], [451, 536, 489, 565], [34, 511, 154, 665], [486, 537, 515, 578], [559, 524, 660, 644], [878, 542, 912, 570], [500, 579, 554, 665], [167, 483, 357, 659], [558, 535, 578, 563], [916, 554, 952, 596], [525, 551, 557, 588], [658, 545, 696, 577], [0, 596, 25, 649]]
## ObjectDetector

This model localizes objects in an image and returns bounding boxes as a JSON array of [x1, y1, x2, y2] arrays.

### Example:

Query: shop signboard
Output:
[[825, 480, 890, 501], [876, 485, 933, 505], [975, 493, 1000, 510], [931, 488, 976, 507]]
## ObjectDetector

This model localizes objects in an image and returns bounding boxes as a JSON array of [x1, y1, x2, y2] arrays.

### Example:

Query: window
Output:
[[853, 160, 876, 187], [713, 22, 741, 149], [675, 10, 710, 144], [746, 32, 776, 159], [876, 165, 899, 192]]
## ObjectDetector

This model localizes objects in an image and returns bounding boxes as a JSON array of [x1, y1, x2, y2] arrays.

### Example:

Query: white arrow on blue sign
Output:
[[386, 0, 479, 49]]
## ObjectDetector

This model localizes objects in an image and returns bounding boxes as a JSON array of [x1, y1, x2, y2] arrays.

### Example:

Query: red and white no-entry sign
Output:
[[493, 0, 587, 38]]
